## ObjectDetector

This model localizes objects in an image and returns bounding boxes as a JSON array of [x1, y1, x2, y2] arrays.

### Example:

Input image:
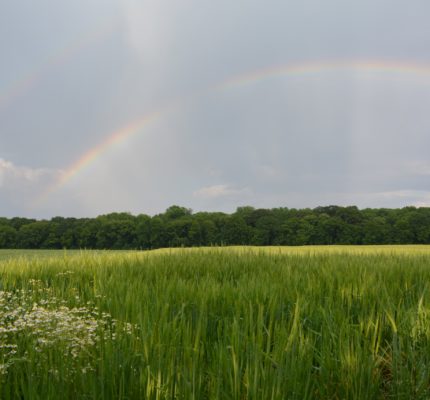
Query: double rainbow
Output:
[[40, 59, 430, 201]]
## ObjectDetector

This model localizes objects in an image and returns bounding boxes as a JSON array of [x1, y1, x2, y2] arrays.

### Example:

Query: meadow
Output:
[[1, 246, 430, 399]]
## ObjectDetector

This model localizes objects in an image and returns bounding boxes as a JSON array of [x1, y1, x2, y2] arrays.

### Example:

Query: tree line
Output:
[[0, 205, 429, 249]]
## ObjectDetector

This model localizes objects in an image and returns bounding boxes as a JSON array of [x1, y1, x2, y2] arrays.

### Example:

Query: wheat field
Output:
[[1, 246, 430, 399]]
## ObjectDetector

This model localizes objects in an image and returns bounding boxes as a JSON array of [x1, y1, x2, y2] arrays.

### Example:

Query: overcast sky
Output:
[[1, 0, 430, 218]]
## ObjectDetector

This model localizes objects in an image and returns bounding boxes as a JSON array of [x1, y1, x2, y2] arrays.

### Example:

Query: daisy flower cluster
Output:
[[0, 279, 136, 379]]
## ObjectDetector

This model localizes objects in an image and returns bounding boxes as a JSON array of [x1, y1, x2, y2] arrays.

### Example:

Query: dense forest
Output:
[[1, 205, 430, 249]]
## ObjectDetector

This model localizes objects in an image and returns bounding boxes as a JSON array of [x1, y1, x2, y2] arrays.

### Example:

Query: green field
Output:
[[1, 246, 430, 399]]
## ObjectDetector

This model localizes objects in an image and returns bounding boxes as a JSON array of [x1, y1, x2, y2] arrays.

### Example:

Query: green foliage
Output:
[[0, 205, 430, 249], [0, 225, 17, 248]]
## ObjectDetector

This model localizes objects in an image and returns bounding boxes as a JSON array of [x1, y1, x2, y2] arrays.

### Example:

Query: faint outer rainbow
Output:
[[214, 59, 430, 91], [40, 59, 430, 201], [0, 20, 117, 109]]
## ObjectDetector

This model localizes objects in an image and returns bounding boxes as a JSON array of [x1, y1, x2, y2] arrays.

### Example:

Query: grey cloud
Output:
[[0, 158, 61, 217], [0, 158, 59, 188], [2, 0, 430, 217], [193, 185, 251, 199]]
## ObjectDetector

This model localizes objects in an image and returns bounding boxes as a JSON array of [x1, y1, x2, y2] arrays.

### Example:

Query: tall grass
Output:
[[1, 247, 430, 399]]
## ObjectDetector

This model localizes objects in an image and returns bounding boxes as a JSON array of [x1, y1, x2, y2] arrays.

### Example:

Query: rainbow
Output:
[[55, 113, 160, 187], [37, 110, 164, 203], [214, 59, 430, 91], [39, 59, 430, 202], [0, 20, 117, 109]]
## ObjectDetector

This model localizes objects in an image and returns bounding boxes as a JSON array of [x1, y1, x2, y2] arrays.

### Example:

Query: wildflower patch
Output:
[[0, 282, 134, 379]]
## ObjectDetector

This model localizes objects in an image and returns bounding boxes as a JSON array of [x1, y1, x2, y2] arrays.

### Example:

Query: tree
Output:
[[135, 214, 152, 249], [163, 206, 192, 220], [362, 216, 390, 244], [0, 225, 17, 248], [224, 216, 252, 245], [189, 218, 216, 246], [17, 222, 50, 249], [252, 214, 281, 245], [0, 205, 428, 249]]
